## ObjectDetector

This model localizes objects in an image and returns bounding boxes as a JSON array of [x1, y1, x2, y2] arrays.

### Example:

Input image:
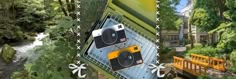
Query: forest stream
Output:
[[0, 33, 47, 79]]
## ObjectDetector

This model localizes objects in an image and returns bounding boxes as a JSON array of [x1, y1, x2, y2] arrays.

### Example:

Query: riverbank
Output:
[[0, 33, 47, 79], [0, 56, 26, 79]]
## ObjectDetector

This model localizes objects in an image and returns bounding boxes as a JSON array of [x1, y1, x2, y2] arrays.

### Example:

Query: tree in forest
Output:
[[192, 8, 219, 31], [210, 0, 236, 52], [190, 0, 236, 53], [58, 0, 77, 19], [10, 0, 80, 79], [0, 0, 56, 44], [189, 0, 220, 47], [159, 0, 180, 52], [188, 0, 230, 47], [11, 0, 106, 78]]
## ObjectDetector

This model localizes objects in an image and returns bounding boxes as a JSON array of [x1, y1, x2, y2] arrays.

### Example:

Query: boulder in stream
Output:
[[0, 44, 16, 64]]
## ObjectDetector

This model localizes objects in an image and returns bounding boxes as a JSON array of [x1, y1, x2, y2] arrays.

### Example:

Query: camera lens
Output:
[[101, 28, 118, 44], [118, 51, 134, 67]]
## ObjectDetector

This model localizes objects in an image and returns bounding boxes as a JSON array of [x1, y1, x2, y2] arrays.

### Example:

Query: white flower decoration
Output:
[[69, 61, 87, 78], [148, 63, 165, 78]]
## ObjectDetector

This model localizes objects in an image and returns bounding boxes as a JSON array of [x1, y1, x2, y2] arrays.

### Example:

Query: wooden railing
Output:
[[173, 56, 184, 70], [190, 54, 209, 67], [173, 54, 226, 76], [183, 59, 207, 76], [209, 57, 225, 71], [190, 54, 225, 71], [173, 56, 207, 76]]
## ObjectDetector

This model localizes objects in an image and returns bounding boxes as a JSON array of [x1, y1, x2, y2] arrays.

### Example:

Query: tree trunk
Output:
[[70, 0, 76, 19], [215, 0, 225, 19], [58, 0, 68, 16], [65, 0, 71, 15], [188, 21, 194, 49]]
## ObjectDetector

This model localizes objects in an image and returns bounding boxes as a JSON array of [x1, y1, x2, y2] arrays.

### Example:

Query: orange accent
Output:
[[190, 54, 226, 71], [173, 56, 184, 70], [108, 51, 120, 59], [173, 54, 226, 76], [108, 45, 140, 59], [190, 54, 209, 67], [183, 59, 207, 76], [173, 56, 207, 76], [209, 57, 225, 71]]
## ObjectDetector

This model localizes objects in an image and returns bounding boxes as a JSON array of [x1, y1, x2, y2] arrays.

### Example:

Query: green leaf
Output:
[[24, 64, 33, 72]]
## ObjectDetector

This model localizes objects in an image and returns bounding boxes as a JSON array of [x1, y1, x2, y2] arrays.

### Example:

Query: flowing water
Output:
[[0, 33, 48, 79]]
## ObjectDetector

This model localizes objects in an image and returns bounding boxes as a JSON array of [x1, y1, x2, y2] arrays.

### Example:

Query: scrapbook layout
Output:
[[0, 0, 236, 79]]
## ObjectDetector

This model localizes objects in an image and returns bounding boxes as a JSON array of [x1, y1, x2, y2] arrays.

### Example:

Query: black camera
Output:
[[108, 45, 143, 71], [92, 24, 127, 49]]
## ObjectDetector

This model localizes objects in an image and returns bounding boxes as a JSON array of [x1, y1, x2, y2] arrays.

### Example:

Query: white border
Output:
[[76, 0, 81, 51], [69, 0, 88, 79], [156, 0, 166, 78]]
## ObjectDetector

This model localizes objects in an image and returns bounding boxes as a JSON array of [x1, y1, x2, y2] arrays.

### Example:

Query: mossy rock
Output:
[[0, 44, 16, 63]]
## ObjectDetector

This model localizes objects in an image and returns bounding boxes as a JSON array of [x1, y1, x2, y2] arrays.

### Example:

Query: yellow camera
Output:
[[108, 45, 143, 71]]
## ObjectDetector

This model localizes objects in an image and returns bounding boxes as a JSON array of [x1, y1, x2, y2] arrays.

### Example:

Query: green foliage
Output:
[[11, 16, 78, 79], [47, 16, 77, 40], [159, 0, 179, 30], [10, 0, 107, 78], [214, 0, 236, 52], [208, 0, 236, 52], [189, 0, 236, 77], [217, 28, 236, 51], [0, 0, 58, 44], [190, 0, 221, 32], [229, 50, 236, 72], [0, 24, 25, 44], [186, 46, 222, 57], [158, 0, 180, 51], [194, 43, 203, 48], [15, 0, 49, 32], [209, 23, 227, 34], [175, 18, 184, 30], [198, 75, 236, 79], [194, 0, 218, 9], [191, 0, 236, 54], [0, 44, 16, 63], [185, 43, 203, 50], [230, 50, 236, 61], [192, 8, 219, 31], [225, 0, 236, 10], [223, 10, 236, 21]]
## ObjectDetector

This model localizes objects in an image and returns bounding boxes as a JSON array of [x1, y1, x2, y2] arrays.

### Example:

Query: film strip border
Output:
[[68, 0, 88, 78], [155, 0, 166, 78], [76, 0, 81, 51], [156, 0, 160, 63]]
